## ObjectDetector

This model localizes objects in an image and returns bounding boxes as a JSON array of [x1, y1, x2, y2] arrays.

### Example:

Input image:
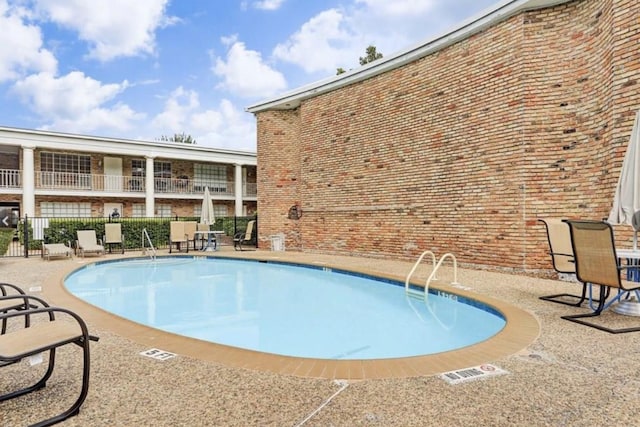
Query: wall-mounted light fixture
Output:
[[288, 204, 302, 220]]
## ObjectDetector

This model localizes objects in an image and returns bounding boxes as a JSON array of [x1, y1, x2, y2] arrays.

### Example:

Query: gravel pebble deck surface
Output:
[[1, 249, 640, 426]]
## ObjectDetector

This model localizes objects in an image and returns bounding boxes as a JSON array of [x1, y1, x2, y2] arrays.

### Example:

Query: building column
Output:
[[21, 145, 35, 217], [234, 164, 243, 216], [145, 156, 155, 217]]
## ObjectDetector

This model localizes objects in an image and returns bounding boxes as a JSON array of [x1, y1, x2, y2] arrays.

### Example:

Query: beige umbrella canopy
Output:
[[200, 186, 215, 225], [609, 110, 640, 226]]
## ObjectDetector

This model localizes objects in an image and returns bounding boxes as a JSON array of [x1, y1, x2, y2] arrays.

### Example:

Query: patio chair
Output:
[[104, 223, 125, 254], [183, 221, 198, 251], [42, 241, 73, 261], [195, 223, 210, 250], [169, 221, 189, 253], [562, 219, 640, 333], [234, 220, 256, 251], [76, 230, 105, 258], [538, 218, 589, 306], [0, 294, 98, 426], [0, 283, 34, 334]]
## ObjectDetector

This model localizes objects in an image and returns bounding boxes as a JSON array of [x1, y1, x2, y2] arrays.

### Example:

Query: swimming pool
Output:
[[64, 257, 505, 360]]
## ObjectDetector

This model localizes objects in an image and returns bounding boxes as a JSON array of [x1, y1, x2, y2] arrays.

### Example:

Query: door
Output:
[[104, 157, 123, 191]]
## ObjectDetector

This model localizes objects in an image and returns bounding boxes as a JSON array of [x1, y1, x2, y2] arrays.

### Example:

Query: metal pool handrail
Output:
[[141, 228, 156, 260]]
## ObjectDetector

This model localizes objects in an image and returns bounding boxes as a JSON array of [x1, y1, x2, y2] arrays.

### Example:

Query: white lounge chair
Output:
[[76, 230, 105, 258], [42, 241, 72, 261]]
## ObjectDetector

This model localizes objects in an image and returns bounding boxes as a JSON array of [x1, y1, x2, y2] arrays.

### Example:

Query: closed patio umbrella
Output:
[[608, 109, 640, 230], [200, 186, 215, 225], [199, 187, 216, 250]]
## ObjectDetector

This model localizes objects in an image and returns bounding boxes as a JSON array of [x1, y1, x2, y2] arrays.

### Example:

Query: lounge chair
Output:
[[562, 219, 640, 333], [104, 223, 125, 254], [0, 294, 98, 426], [42, 241, 72, 261], [169, 221, 189, 253], [234, 220, 256, 251], [538, 218, 589, 306], [76, 230, 105, 258]]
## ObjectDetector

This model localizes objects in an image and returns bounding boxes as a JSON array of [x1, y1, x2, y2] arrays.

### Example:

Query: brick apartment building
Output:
[[247, 0, 640, 274], [0, 127, 257, 223]]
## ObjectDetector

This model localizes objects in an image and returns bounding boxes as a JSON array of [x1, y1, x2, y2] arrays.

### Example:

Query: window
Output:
[[154, 161, 171, 192], [194, 164, 227, 193], [155, 204, 172, 217], [194, 204, 227, 218], [41, 202, 91, 217], [40, 152, 91, 188], [132, 204, 146, 218], [154, 161, 171, 178], [131, 159, 145, 177]]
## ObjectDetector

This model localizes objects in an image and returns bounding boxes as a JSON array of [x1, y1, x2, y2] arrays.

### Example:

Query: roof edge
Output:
[[246, 0, 574, 113]]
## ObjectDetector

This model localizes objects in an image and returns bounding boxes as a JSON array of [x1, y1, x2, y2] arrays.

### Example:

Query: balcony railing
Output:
[[0, 169, 21, 188], [30, 171, 257, 196]]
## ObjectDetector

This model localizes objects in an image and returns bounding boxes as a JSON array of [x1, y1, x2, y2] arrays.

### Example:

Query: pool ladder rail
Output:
[[405, 250, 460, 300], [141, 228, 157, 260]]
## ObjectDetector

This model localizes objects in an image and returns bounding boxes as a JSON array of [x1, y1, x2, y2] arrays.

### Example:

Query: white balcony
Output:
[[31, 171, 257, 197]]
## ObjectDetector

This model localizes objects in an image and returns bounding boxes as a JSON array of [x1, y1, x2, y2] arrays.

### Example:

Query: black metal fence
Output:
[[0, 215, 257, 258]]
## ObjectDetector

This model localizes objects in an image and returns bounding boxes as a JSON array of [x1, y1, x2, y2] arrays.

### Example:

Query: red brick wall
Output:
[[256, 0, 640, 274]]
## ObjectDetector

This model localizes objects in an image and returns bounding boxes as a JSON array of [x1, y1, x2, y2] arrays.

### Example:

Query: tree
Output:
[[359, 45, 383, 65], [158, 132, 197, 144], [336, 45, 384, 75]]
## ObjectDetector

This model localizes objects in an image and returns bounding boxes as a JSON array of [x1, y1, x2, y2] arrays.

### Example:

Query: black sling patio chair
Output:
[[0, 283, 35, 334], [562, 219, 640, 333], [0, 294, 99, 426]]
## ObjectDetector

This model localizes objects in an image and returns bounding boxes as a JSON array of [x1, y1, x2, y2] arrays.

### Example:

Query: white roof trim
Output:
[[246, 0, 574, 113], [0, 126, 256, 165]]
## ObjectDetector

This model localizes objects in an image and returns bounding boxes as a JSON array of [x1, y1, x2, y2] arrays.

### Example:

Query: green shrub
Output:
[[0, 229, 14, 255]]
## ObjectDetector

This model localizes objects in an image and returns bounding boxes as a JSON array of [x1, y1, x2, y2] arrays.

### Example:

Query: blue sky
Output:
[[0, 0, 500, 151]]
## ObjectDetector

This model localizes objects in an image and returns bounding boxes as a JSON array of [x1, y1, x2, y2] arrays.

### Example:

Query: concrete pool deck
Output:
[[2, 249, 640, 426]]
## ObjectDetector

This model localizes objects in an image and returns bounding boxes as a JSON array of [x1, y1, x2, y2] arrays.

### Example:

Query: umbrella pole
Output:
[[635, 231, 638, 250]]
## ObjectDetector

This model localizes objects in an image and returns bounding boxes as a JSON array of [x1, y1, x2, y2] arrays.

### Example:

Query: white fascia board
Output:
[[246, 0, 574, 113], [0, 126, 256, 166]]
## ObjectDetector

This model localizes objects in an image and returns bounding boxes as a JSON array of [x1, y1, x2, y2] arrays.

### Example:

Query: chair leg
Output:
[[0, 349, 56, 402], [539, 283, 588, 306], [0, 339, 93, 427], [561, 287, 640, 334]]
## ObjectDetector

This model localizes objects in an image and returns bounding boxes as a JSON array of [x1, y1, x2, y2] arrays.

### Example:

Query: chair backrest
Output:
[[77, 230, 98, 247], [170, 221, 187, 242], [184, 221, 197, 240], [104, 223, 122, 244], [539, 218, 575, 273], [564, 220, 622, 289], [197, 223, 210, 232], [243, 220, 255, 241]]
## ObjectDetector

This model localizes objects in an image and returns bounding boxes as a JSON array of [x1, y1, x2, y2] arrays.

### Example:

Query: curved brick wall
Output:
[[256, 0, 640, 274]]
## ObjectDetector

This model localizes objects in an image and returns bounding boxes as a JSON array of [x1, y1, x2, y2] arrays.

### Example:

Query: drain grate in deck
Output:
[[440, 364, 508, 385]]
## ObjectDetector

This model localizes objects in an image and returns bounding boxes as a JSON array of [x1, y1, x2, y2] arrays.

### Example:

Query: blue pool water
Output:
[[64, 257, 505, 360]]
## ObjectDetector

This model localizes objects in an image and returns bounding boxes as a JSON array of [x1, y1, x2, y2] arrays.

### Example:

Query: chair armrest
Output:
[[0, 305, 99, 350], [0, 283, 27, 296]]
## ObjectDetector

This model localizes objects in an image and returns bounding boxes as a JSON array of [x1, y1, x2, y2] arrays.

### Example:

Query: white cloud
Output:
[[33, 0, 177, 61], [272, 9, 355, 74], [11, 71, 141, 132], [272, 0, 470, 75], [0, 1, 57, 82], [151, 88, 256, 150], [354, 0, 435, 16], [213, 39, 287, 99], [151, 86, 200, 131], [252, 0, 286, 11], [191, 99, 256, 150]]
